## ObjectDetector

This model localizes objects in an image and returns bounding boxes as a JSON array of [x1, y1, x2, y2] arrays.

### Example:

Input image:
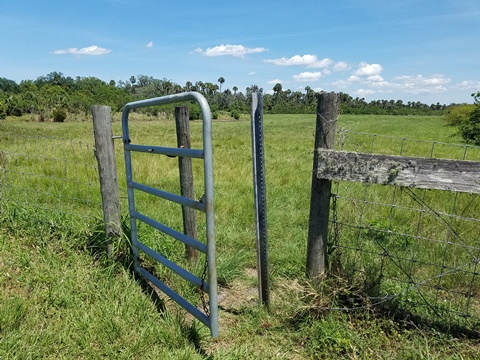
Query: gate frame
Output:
[[121, 92, 218, 337]]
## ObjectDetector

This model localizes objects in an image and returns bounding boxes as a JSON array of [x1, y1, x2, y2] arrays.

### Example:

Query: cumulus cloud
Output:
[[265, 54, 332, 68], [354, 61, 383, 77], [331, 80, 350, 88], [310, 58, 333, 68], [455, 80, 480, 89], [248, 72, 256, 75], [146, 41, 153, 48], [354, 89, 376, 97], [52, 45, 111, 56], [367, 75, 384, 82], [347, 75, 362, 82], [332, 68, 452, 97], [292, 71, 322, 82], [196, 44, 266, 57], [369, 80, 392, 88], [333, 61, 350, 72], [394, 74, 451, 94], [267, 79, 283, 84]]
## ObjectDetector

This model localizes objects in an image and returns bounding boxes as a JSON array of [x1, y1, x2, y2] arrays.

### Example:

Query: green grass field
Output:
[[1, 113, 479, 359]]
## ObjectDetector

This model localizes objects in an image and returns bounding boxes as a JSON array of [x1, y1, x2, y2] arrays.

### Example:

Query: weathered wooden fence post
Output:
[[92, 105, 122, 257], [175, 106, 198, 260], [306, 92, 338, 282]]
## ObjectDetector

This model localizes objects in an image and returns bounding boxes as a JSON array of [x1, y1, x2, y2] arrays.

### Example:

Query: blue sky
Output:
[[1, 0, 479, 104]]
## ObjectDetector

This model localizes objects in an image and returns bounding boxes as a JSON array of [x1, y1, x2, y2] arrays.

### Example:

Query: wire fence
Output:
[[330, 129, 480, 334], [0, 132, 102, 228], [1, 126, 479, 335]]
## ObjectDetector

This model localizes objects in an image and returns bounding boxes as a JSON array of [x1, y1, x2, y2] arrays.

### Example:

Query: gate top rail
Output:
[[122, 91, 212, 149]]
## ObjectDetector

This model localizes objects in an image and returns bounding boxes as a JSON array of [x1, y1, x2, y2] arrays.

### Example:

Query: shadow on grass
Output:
[[86, 216, 166, 315], [287, 274, 480, 340], [85, 215, 211, 356]]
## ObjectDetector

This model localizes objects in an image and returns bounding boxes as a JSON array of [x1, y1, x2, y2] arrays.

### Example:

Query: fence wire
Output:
[[330, 129, 480, 334], [0, 132, 102, 227]]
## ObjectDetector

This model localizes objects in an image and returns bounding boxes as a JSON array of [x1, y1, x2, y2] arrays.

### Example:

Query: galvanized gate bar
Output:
[[125, 143, 204, 159], [122, 92, 218, 337], [136, 266, 211, 327], [135, 241, 209, 292], [132, 210, 208, 253], [129, 181, 206, 212]]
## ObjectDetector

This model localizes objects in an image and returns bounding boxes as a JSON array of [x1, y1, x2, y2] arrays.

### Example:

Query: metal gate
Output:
[[121, 92, 218, 337]]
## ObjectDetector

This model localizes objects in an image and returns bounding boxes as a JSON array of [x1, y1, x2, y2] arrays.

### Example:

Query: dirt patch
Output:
[[217, 267, 259, 326]]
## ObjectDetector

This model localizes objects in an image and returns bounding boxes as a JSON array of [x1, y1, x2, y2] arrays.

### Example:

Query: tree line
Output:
[[0, 72, 460, 122]]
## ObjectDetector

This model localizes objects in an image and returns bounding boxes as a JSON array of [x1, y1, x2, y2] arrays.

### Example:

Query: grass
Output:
[[1, 113, 479, 358]]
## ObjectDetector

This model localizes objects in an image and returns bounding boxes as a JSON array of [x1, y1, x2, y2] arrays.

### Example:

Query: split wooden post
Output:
[[92, 105, 122, 257], [175, 106, 198, 260], [306, 92, 338, 282]]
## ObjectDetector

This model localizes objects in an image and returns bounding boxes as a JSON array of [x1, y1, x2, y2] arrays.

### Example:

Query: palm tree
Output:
[[273, 83, 283, 97], [218, 77, 225, 92], [184, 81, 192, 92], [232, 86, 238, 96]]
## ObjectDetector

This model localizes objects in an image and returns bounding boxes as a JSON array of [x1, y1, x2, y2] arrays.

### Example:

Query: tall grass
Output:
[[1, 114, 479, 358]]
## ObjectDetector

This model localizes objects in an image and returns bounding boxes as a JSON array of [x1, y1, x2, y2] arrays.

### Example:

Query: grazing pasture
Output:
[[0, 113, 479, 359]]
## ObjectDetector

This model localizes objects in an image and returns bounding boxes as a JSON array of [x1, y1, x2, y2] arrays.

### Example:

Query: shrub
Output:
[[459, 105, 480, 145], [0, 102, 6, 119], [52, 107, 67, 122], [230, 109, 240, 120], [188, 104, 201, 120], [444, 104, 476, 126]]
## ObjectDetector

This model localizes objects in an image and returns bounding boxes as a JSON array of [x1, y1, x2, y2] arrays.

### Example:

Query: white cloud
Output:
[[146, 41, 153, 48], [331, 80, 350, 88], [455, 80, 480, 89], [394, 74, 451, 94], [332, 69, 453, 97], [197, 44, 266, 57], [309, 58, 333, 68], [347, 75, 361, 82], [267, 79, 283, 84], [354, 61, 383, 77], [333, 61, 350, 72], [265, 54, 316, 66], [354, 89, 376, 97], [248, 72, 256, 76], [292, 71, 322, 82], [367, 75, 384, 82], [264, 54, 332, 68], [52, 45, 111, 56], [369, 81, 392, 88]]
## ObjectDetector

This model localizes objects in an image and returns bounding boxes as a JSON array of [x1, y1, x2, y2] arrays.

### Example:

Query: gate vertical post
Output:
[[92, 105, 122, 257], [175, 106, 198, 260], [306, 92, 338, 283], [251, 92, 270, 307]]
